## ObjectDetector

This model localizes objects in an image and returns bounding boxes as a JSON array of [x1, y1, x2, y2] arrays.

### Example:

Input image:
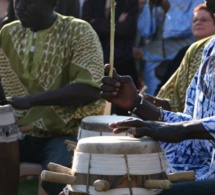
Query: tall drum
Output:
[[0, 105, 19, 195], [78, 115, 135, 140], [64, 136, 168, 195]]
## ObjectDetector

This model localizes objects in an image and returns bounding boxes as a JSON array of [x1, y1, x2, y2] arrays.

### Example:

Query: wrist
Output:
[[128, 94, 143, 115]]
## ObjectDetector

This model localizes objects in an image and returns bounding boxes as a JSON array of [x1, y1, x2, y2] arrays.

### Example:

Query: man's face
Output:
[[205, 0, 215, 13], [14, 0, 51, 30]]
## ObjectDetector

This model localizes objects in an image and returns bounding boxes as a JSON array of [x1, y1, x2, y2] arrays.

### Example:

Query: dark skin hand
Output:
[[100, 64, 139, 111], [109, 118, 214, 143], [100, 64, 170, 121], [6, 83, 100, 109]]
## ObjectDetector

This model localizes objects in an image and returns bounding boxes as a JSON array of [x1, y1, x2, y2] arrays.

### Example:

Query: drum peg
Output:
[[93, 179, 110, 192], [41, 170, 76, 185], [144, 179, 172, 189], [167, 170, 195, 183], [67, 143, 76, 152], [64, 140, 77, 152], [47, 162, 73, 174]]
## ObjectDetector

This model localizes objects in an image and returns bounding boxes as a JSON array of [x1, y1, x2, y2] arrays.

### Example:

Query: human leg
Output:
[[19, 135, 76, 195], [40, 135, 76, 195]]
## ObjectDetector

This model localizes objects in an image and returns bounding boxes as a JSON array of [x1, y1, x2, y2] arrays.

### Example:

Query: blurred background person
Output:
[[82, 0, 140, 116], [155, 3, 215, 93], [0, 0, 9, 28], [133, 0, 146, 89], [138, 0, 204, 95], [55, 0, 85, 18]]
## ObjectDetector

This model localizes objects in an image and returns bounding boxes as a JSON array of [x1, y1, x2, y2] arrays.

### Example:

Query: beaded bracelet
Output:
[[128, 94, 144, 115]]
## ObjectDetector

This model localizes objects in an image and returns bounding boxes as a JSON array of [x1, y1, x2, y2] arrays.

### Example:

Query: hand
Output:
[[7, 96, 32, 109], [109, 118, 187, 143], [100, 64, 139, 111]]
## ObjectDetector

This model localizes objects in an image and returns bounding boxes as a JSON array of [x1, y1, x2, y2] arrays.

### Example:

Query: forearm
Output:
[[9, 83, 100, 108], [131, 95, 162, 121], [128, 92, 170, 121], [182, 121, 214, 140], [143, 93, 171, 110]]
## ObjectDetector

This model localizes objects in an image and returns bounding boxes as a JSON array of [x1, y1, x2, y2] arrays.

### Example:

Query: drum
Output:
[[77, 115, 135, 140], [0, 105, 19, 195], [63, 136, 168, 195]]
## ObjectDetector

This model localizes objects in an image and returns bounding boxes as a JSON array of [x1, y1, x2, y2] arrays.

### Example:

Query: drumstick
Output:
[[108, 0, 116, 77]]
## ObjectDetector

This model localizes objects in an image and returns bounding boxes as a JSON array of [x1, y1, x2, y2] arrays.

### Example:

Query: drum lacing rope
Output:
[[99, 128, 102, 136], [124, 154, 133, 195], [86, 153, 92, 194], [158, 146, 167, 180]]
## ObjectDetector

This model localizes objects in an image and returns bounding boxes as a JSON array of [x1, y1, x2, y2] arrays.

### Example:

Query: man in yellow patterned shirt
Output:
[[156, 36, 213, 112], [0, 0, 105, 194]]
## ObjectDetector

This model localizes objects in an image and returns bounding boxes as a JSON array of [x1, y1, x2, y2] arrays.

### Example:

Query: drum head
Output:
[[76, 136, 161, 154]]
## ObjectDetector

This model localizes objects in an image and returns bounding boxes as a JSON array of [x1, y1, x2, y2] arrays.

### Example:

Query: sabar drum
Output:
[[0, 105, 19, 195], [63, 136, 168, 195], [77, 115, 135, 140]]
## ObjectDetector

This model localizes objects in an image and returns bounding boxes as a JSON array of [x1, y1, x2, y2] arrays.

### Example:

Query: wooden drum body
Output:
[[0, 105, 19, 195], [64, 136, 167, 195], [77, 115, 135, 140]]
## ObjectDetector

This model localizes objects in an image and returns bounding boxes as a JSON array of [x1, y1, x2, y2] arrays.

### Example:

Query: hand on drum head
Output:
[[109, 118, 187, 143], [100, 64, 139, 111]]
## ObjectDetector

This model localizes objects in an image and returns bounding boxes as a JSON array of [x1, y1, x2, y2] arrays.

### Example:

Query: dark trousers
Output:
[[19, 135, 77, 195], [160, 180, 215, 195]]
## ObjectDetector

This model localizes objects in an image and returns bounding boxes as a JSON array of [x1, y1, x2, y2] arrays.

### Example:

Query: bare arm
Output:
[[110, 118, 214, 143], [7, 83, 100, 109], [100, 64, 170, 121]]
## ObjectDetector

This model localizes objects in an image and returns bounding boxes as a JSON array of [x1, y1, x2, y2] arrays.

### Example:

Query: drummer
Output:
[[0, 0, 105, 194], [100, 0, 215, 194]]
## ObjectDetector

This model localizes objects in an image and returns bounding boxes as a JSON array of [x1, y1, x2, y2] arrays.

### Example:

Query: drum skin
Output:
[[78, 115, 135, 140]]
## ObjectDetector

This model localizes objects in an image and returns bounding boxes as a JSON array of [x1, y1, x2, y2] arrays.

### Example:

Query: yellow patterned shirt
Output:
[[157, 36, 213, 112], [0, 13, 105, 137]]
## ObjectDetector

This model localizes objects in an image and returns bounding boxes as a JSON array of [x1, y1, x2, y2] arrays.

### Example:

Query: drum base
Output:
[[0, 141, 19, 195]]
